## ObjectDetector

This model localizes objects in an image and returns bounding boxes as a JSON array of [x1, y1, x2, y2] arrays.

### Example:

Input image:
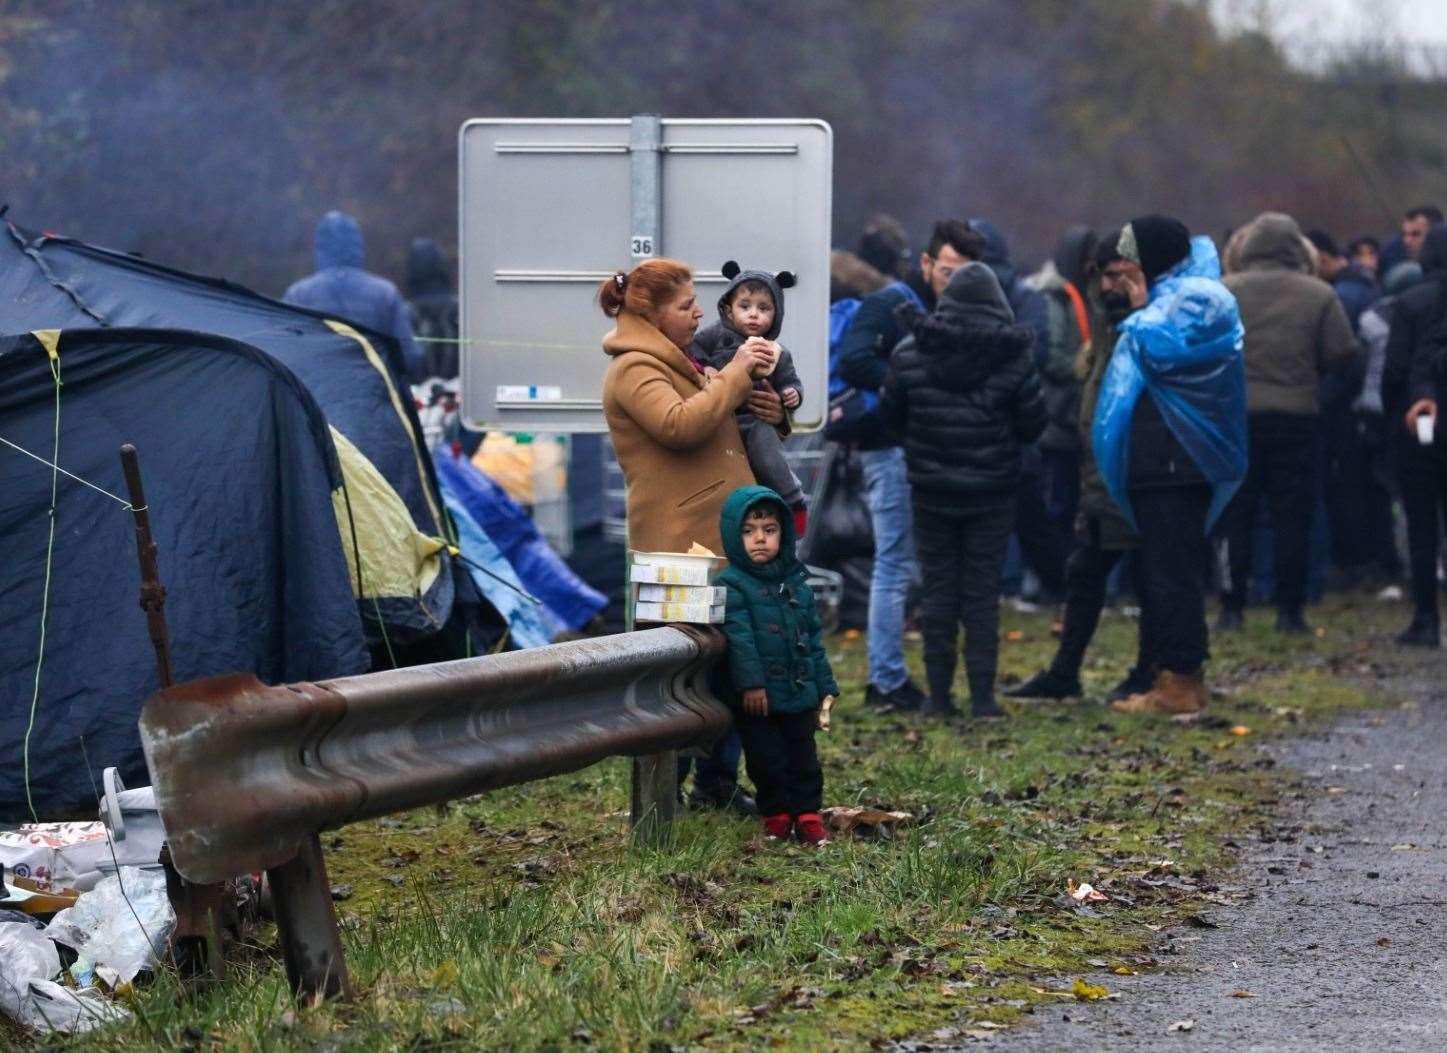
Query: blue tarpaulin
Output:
[[433, 449, 606, 634], [1092, 237, 1248, 533]]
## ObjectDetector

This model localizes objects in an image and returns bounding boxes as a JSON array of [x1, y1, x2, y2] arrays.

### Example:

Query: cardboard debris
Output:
[[820, 806, 913, 838], [1068, 879, 1109, 903]]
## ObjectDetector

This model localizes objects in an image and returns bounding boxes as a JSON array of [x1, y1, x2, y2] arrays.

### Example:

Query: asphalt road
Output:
[[995, 659, 1447, 1051]]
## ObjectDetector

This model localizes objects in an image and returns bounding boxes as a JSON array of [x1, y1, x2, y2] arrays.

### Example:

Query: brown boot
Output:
[[1110, 670, 1207, 715]]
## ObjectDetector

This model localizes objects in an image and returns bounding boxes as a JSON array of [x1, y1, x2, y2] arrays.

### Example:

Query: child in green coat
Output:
[[717, 485, 839, 844]]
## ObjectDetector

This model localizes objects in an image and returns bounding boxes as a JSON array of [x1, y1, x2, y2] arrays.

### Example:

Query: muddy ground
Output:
[[994, 652, 1446, 1051]]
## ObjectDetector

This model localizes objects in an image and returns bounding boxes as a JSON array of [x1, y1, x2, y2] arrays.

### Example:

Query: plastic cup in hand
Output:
[[1418, 413, 1435, 447]]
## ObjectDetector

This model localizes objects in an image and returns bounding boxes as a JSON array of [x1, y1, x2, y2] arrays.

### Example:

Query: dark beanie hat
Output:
[[1119, 215, 1191, 283], [1094, 228, 1124, 269]]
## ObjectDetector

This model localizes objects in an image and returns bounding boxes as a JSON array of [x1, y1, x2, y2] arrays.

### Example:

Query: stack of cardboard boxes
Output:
[[629, 551, 728, 625]]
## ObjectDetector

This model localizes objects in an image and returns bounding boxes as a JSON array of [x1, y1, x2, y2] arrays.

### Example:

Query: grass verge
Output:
[[16, 593, 1414, 1051]]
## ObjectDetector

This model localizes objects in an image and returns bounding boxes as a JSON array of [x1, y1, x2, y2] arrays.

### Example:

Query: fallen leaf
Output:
[[1390, 843, 1418, 851], [1072, 978, 1111, 1001], [1168, 1019, 1195, 1033], [1231, 989, 1254, 998], [1377, 937, 1391, 948], [1113, 965, 1137, 976], [1006, 630, 1025, 641], [1229, 725, 1251, 736]]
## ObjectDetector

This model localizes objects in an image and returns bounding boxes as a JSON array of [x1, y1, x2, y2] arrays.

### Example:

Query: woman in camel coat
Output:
[[599, 259, 783, 553]]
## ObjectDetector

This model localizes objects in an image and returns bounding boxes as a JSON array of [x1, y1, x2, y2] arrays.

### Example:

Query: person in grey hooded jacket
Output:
[[1218, 212, 1357, 634], [881, 262, 1046, 720], [285, 210, 423, 381], [690, 262, 806, 526]]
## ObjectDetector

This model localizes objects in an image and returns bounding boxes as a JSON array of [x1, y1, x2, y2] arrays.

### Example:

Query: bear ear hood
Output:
[[715, 262, 791, 340]]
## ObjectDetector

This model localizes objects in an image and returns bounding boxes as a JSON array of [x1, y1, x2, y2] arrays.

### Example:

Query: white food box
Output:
[[636, 584, 727, 605], [628, 550, 727, 586], [634, 600, 727, 624]]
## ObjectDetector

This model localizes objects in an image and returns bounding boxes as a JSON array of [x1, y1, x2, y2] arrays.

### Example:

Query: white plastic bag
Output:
[[0, 920, 61, 1026], [46, 866, 175, 985], [19, 979, 129, 1033]]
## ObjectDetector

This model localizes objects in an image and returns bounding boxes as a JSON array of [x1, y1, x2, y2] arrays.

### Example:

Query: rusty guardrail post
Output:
[[630, 751, 678, 847], [140, 626, 729, 1000], [267, 835, 352, 1001]]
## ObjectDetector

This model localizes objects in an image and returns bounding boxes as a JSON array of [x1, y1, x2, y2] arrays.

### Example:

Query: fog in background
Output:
[[2, 0, 1443, 295]]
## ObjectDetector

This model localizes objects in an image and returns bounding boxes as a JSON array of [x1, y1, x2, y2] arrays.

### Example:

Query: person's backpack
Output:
[[825, 281, 923, 443]]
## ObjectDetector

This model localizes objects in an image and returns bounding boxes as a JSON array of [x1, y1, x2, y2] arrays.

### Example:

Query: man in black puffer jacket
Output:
[[1387, 222, 1447, 647], [881, 263, 1047, 719]]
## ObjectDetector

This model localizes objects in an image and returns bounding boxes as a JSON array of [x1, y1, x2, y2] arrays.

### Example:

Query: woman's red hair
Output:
[[597, 258, 693, 320]]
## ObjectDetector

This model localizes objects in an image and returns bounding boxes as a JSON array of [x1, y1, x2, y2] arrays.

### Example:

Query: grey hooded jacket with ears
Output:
[[688, 264, 804, 399]]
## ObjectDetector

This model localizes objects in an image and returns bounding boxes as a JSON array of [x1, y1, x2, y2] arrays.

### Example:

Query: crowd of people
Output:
[[823, 203, 1447, 725], [278, 200, 1447, 839]]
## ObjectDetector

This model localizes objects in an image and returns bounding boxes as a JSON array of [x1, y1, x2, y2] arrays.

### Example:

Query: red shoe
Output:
[[793, 508, 808, 538], [794, 813, 829, 845], [762, 813, 793, 839]]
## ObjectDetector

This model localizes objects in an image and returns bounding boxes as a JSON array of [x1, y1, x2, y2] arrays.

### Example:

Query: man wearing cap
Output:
[[1091, 216, 1248, 716]]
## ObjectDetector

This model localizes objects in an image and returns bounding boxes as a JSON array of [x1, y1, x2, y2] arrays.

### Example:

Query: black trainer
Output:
[[689, 785, 759, 818], [1216, 606, 1245, 631], [1396, 613, 1441, 648], [1107, 667, 1154, 704], [867, 679, 925, 712], [919, 697, 960, 719], [1276, 609, 1311, 634], [971, 696, 1007, 721], [1004, 669, 1082, 700]]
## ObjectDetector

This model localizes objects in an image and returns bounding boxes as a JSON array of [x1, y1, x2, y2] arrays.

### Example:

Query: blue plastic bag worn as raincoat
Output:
[[1091, 236, 1247, 534]]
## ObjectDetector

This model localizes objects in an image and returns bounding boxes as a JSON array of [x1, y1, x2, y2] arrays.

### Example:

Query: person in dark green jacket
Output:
[[717, 485, 839, 845]]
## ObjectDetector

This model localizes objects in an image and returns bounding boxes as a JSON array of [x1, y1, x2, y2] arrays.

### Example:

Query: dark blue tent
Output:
[[0, 329, 369, 818], [0, 219, 454, 643]]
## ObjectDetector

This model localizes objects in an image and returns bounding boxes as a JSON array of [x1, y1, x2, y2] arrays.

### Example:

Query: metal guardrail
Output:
[[139, 625, 729, 1000]]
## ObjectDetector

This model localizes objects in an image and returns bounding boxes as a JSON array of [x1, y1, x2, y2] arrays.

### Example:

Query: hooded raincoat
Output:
[[716, 486, 838, 713], [1092, 237, 1247, 533], [285, 211, 423, 379]]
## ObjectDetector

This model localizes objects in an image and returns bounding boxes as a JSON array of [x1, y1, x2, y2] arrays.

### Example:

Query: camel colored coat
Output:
[[602, 310, 756, 554]]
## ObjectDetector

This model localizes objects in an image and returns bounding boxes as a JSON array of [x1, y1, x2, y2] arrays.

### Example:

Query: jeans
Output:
[[736, 710, 823, 816], [913, 497, 1015, 704], [1132, 485, 1212, 674], [861, 446, 917, 691]]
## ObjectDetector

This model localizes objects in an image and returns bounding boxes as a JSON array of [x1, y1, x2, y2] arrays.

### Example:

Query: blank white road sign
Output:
[[459, 117, 833, 433]]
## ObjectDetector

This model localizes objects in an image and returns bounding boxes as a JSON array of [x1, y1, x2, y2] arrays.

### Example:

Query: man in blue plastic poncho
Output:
[[1091, 217, 1247, 716], [285, 210, 424, 381]]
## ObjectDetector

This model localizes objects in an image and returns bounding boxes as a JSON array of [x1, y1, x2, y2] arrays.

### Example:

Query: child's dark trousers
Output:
[[736, 709, 822, 816]]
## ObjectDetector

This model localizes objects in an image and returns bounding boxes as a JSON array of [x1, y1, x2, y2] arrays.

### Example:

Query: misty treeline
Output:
[[2, 0, 1443, 295]]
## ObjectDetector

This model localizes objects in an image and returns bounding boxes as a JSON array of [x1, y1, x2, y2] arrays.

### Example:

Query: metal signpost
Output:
[[458, 116, 833, 434]]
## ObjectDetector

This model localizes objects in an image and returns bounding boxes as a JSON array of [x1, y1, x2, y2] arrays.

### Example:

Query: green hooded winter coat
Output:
[[716, 486, 839, 714]]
